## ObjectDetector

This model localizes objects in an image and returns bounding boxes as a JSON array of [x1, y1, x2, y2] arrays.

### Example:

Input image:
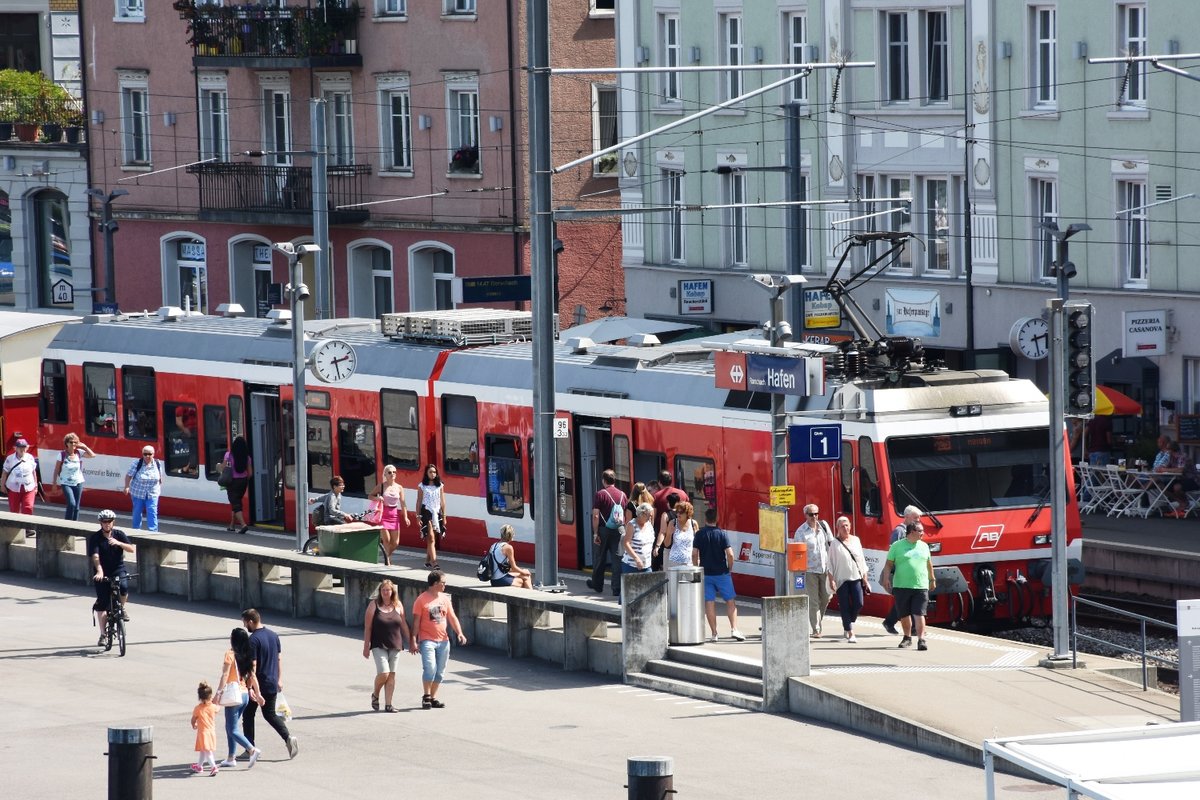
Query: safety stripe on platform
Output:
[[814, 665, 1035, 674]]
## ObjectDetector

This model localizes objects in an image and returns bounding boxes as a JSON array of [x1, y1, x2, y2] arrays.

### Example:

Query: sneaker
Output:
[[190, 764, 203, 774], [730, 629, 746, 642], [847, 633, 857, 643], [286, 737, 299, 759], [209, 766, 219, 777], [97, 634, 107, 647], [247, 750, 261, 769], [899, 636, 913, 648], [917, 639, 928, 651], [235, 751, 252, 761], [706, 634, 718, 643], [217, 759, 236, 769], [121, 610, 130, 622], [422, 694, 432, 710], [883, 622, 899, 635]]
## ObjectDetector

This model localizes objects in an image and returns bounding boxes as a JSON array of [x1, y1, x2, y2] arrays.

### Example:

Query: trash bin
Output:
[[666, 566, 705, 645], [316, 523, 381, 563]]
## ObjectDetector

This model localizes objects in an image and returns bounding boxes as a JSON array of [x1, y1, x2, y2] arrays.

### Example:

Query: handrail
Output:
[[1070, 594, 1178, 690]]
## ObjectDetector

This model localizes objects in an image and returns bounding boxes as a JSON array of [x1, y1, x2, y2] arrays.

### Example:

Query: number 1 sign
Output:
[[787, 424, 842, 463]]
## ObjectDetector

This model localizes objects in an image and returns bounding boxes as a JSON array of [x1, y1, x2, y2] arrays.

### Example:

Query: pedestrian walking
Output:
[[2, 437, 38, 515], [371, 465, 411, 567], [417, 464, 446, 569], [794, 503, 833, 638], [587, 469, 627, 595], [222, 436, 252, 534], [190, 682, 220, 776], [409, 571, 467, 709], [660, 500, 698, 567], [691, 507, 744, 642], [215, 628, 262, 769], [123, 446, 163, 531], [240, 608, 299, 758], [620, 503, 656, 592], [363, 579, 411, 713], [881, 522, 936, 651], [826, 516, 870, 643], [53, 433, 95, 520], [883, 506, 922, 634]]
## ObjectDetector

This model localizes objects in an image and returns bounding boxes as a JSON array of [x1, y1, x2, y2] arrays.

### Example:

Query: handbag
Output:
[[217, 682, 246, 707], [364, 501, 383, 525], [217, 463, 233, 488]]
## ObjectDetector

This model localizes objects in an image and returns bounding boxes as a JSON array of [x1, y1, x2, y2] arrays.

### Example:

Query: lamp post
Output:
[[273, 241, 318, 551], [748, 273, 805, 597], [85, 188, 129, 307]]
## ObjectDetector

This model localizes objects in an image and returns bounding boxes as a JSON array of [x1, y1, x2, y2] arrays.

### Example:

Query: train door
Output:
[[577, 423, 610, 569], [249, 390, 283, 525]]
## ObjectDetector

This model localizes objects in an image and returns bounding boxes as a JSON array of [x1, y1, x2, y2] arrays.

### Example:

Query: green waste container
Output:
[[316, 523, 381, 563]]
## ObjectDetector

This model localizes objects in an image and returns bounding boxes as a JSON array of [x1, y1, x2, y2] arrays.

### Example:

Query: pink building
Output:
[[80, 0, 619, 322]]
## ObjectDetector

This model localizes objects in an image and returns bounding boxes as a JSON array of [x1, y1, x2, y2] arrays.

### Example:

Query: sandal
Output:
[[371, 693, 379, 711], [421, 694, 432, 709], [429, 698, 445, 709], [384, 705, 398, 713]]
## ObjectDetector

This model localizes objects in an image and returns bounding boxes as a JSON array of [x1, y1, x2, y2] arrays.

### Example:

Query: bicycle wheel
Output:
[[104, 615, 115, 652], [302, 535, 320, 556], [115, 617, 126, 657]]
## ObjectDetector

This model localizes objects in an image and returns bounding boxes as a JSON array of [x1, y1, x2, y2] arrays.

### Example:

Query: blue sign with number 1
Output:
[[787, 424, 842, 463]]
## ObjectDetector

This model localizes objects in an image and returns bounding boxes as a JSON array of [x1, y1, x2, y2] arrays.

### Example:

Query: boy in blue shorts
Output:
[[691, 508, 745, 642]]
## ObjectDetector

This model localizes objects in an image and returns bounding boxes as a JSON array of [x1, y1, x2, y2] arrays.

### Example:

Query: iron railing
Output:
[[1071, 594, 1178, 690], [179, 2, 362, 59], [186, 161, 370, 221]]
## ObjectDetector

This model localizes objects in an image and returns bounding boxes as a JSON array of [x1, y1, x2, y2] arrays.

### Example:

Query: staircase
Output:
[[627, 645, 764, 711]]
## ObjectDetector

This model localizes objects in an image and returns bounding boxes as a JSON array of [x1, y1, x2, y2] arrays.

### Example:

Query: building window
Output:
[[719, 13, 743, 101], [723, 171, 748, 267], [381, 389, 419, 471], [663, 169, 685, 264], [659, 13, 681, 103], [887, 177, 913, 272], [122, 366, 157, 440], [119, 72, 150, 165], [442, 394, 479, 476], [590, 0, 615, 16], [199, 87, 229, 162], [375, 0, 406, 16], [924, 11, 949, 103], [1032, 178, 1057, 280], [0, 189, 10, 307], [262, 86, 293, 164], [446, 75, 480, 174], [117, 0, 144, 20], [410, 245, 455, 311], [885, 12, 910, 102], [1032, 6, 1057, 108], [592, 85, 618, 175], [444, 0, 476, 16], [1118, 4, 1147, 106], [350, 245, 393, 318], [1118, 179, 1147, 284], [923, 178, 950, 273], [383, 87, 412, 172], [325, 90, 354, 166], [165, 238, 208, 314], [785, 12, 810, 103], [33, 191, 73, 309]]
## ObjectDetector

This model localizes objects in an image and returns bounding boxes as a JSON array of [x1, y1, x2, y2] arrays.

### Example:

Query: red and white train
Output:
[[33, 307, 1082, 625]]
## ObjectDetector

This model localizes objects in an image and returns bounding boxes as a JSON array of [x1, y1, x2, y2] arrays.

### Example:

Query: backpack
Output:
[[311, 500, 327, 527], [604, 488, 626, 529], [476, 547, 497, 581]]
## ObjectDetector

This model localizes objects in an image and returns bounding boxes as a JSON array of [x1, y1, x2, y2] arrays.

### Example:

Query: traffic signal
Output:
[[1064, 301, 1094, 418]]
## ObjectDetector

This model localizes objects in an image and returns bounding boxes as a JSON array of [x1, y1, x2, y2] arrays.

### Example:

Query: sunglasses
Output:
[[806, 512, 818, 517]]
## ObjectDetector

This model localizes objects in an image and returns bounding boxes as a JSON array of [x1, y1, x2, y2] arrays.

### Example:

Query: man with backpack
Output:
[[586, 469, 627, 596]]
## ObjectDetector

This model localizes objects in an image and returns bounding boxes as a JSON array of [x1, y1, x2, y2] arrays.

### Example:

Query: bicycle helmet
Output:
[[97, 509, 117, 522]]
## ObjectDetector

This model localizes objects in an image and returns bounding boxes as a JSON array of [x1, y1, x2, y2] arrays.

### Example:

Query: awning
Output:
[[1095, 385, 1142, 416]]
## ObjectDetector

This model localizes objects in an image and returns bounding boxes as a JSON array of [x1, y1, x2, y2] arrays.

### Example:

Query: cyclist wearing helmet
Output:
[[87, 510, 135, 646]]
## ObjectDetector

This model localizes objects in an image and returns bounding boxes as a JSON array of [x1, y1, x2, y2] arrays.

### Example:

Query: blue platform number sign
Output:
[[788, 424, 842, 463], [794, 573, 806, 591]]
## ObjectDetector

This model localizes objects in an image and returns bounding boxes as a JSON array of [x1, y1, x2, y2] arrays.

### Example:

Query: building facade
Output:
[[79, 0, 619, 324]]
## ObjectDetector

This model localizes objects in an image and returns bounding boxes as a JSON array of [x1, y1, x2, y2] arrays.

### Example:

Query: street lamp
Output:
[[748, 273, 806, 596], [273, 240, 318, 551], [85, 188, 129, 307]]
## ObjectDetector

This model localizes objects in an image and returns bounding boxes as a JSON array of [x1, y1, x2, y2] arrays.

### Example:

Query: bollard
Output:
[[627, 755, 673, 800], [108, 726, 154, 800]]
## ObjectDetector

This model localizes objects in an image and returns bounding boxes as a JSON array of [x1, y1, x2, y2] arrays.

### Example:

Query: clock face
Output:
[[311, 339, 357, 384], [1009, 317, 1050, 360]]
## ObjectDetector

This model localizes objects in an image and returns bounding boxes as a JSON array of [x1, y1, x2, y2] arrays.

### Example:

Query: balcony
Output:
[[175, 1, 363, 68], [186, 161, 371, 225]]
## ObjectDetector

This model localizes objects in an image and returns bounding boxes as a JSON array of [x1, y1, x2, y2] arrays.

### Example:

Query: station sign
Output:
[[715, 352, 824, 397], [454, 275, 532, 304], [715, 351, 747, 390], [788, 424, 842, 462], [768, 485, 795, 506], [678, 279, 713, 315]]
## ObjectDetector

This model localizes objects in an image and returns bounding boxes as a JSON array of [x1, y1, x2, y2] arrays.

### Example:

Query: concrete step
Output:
[[626, 670, 763, 712], [665, 645, 763, 679], [646, 657, 764, 697]]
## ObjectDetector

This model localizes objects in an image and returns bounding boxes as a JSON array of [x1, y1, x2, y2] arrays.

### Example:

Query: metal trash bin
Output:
[[666, 566, 706, 645], [316, 523, 381, 563]]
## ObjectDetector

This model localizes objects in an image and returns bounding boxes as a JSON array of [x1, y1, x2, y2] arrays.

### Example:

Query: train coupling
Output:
[[974, 564, 999, 608]]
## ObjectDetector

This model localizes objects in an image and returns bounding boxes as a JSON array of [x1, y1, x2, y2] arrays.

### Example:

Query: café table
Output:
[[1122, 470, 1178, 519]]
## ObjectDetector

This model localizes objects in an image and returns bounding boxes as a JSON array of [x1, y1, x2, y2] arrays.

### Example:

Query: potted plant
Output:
[[63, 107, 85, 145], [0, 96, 13, 142]]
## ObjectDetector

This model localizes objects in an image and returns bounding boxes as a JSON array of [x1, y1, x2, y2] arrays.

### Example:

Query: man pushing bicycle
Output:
[[88, 509, 135, 647]]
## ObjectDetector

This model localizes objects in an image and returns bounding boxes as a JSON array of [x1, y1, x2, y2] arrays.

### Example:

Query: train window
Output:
[[886, 428, 1051, 513], [613, 435, 631, 496], [634, 451, 665, 488], [338, 418, 377, 498], [858, 437, 881, 518], [163, 402, 199, 478], [442, 394, 479, 476], [675, 455, 716, 522], [122, 367, 157, 440], [839, 447, 854, 516], [556, 436, 574, 524], [308, 416, 333, 494], [485, 435, 523, 517], [228, 396, 244, 440], [40, 359, 68, 424], [203, 405, 227, 480], [83, 363, 118, 437], [381, 389, 419, 471]]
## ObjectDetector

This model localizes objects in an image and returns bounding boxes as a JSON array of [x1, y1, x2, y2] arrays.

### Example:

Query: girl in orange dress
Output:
[[190, 681, 220, 776]]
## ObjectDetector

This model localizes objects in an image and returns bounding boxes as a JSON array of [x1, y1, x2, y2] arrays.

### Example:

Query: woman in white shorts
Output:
[[362, 579, 412, 712]]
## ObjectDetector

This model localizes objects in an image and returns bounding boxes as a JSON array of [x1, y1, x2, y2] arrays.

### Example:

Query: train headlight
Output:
[[1032, 534, 1051, 546], [927, 541, 942, 553]]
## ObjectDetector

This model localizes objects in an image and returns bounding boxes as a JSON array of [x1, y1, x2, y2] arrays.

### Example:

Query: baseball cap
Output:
[[14, 438, 29, 447]]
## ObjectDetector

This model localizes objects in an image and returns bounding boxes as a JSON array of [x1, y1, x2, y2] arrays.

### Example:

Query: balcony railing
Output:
[[0, 89, 86, 145], [186, 161, 370, 224], [175, 2, 363, 64]]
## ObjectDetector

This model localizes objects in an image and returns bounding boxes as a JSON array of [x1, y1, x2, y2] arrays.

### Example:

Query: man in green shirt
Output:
[[881, 522, 936, 651]]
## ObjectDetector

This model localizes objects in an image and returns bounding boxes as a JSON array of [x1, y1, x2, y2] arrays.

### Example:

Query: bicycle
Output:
[[98, 574, 136, 656]]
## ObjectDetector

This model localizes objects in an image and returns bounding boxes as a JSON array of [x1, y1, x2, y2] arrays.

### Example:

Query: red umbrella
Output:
[[1094, 385, 1141, 416]]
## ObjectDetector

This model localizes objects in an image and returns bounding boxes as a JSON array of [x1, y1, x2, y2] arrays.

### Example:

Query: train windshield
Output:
[[886, 427, 1050, 514]]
